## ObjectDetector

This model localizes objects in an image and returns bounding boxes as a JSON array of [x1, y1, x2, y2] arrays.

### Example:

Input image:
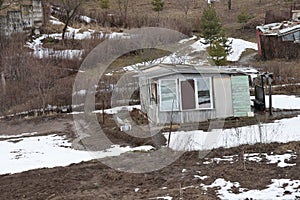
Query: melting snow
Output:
[[265, 95, 300, 110], [0, 134, 153, 175], [178, 35, 197, 44], [0, 132, 38, 139], [189, 37, 257, 62], [121, 37, 257, 72], [49, 16, 64, 25], [150, 196, 173, 200], [26, 16, 129, 59], [202, 178, 300, 200], [92, 105, 141, 115], [203, 152, 297, 168], [79, 15, 95, 24], [194, 175, 209, 180], [165, 115, 300, 151], [227, 38, 258, 62]]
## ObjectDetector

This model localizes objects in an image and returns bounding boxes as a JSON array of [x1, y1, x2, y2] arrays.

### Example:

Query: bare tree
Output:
[[29, 59, 59, 114], [228, 0, 231, 10], [0, 36, 6, 97], [177, 0, 193, 18], [152, 0, 164, 21], [0, 33, 31, 114], [117, 0, 129, 27], [60, 0, 82, 40], [0, 0, 18, 10]]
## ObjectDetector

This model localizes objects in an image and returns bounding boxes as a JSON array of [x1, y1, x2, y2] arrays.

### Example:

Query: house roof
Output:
[[137, 64, 249, 79], [257, 21, 300, 36], [0, 0, 32, 15]]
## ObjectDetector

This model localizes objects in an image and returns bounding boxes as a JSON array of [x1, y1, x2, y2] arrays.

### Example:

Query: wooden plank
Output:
[[231, 76, 251, 117]]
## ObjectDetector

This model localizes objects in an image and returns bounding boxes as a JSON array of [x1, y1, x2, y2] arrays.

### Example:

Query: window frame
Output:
[[159, 79, 179, 112], [195, 77, 214, 110]]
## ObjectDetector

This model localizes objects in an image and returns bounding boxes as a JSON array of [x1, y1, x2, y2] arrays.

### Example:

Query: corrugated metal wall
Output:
[[231, 76, 251, 117]]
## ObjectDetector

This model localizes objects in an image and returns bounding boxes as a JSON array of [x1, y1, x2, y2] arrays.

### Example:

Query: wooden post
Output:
[[261, 75, 266, 111], [268, 76, 272, 116], [167, 99, 175, 148], [102, 99, 105, 124]]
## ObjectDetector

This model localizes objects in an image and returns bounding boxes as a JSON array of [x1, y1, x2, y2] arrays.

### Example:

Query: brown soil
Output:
[[0, 141, 299, 200], [0, 112, 299, 199], [0, 114, 74, 138]]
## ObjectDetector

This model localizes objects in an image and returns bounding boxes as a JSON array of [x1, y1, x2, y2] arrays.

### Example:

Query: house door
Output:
[[180, 80, 196, 110]]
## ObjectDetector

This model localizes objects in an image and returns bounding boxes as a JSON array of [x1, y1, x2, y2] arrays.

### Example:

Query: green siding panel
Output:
[[231, 76, 251, 117]]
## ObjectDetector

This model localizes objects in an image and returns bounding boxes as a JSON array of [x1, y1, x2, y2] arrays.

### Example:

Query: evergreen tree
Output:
[[208, 36, 232, 66], [237, 9, 253, 30], [200, 6, 232, 65], [152, 0, 164, 18], [200, 6, 222, 44], [100, 0, 110, 9], [208, 40, 227, 66]]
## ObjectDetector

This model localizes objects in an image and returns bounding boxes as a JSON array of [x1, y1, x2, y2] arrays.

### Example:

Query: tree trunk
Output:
[[62, 21, 68, 40], [228, 0, 232, 10], [1, 72, 6, 95]]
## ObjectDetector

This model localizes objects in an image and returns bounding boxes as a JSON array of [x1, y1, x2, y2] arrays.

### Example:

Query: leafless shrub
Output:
[[260, 60, 300, 84]]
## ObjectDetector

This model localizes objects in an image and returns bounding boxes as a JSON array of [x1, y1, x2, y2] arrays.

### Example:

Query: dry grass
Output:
[[108, 49, 171, 71], [78, 0, 296, 35], [255, 60, 300, 85]]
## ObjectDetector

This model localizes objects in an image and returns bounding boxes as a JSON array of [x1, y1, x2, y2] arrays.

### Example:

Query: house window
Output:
[[150, 82, 157, 104], [180, 77, 213, 110], [160, 79, 179, 111], [180, 80, 196, 110], [196, 77, 213, 109], [282, 33, 294, 41]]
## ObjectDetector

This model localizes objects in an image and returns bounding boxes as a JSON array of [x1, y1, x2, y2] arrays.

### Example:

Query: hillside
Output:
[[0, 1, 300, 199]]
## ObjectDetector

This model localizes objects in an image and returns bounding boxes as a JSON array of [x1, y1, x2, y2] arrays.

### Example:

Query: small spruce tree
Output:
[[200, 7, 232, 66], [200, 6, 222, 44], [100, 0, 110, 9], [237, 9, 253, 30], [208, 36, 232, 66], [152, 0, 164, 19]]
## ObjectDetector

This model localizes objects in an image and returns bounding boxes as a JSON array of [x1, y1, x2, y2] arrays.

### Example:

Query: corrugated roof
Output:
[[0, 0, 32, 15], [137, 64, 245, 79], [257, 21, 300, 36]]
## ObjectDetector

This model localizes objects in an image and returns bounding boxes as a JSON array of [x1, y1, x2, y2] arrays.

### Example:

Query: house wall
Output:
[[139, 77, 159, 123], [0, 0, 43, 36], [21, 5, 34, 29], [231, 76, 251, 117], [0, 15, 8, 35], [140, 73, 242, 124], [259, 34, 300, 60], [7, 11, 23, 35], [214, 76, 233, 118]]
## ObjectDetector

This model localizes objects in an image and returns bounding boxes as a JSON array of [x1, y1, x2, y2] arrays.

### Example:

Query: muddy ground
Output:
[[0, 111, 299, 199], [0, 141, 299, 200]]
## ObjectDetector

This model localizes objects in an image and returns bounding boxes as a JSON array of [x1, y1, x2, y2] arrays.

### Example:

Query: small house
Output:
[[0, 0, 43, 36], [256, 19, 300, 60], [138, 64, 252, 125]]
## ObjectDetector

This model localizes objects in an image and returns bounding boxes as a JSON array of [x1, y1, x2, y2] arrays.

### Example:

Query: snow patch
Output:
[[165, 115, 300, 151], [194, 175, 209, 180], [92, 105, 141, 115], [202, 178, 300, 200], [203, 152, 297, 168], [0, 134, 153, 175], [150, 196, 173, 200], [0, 132, 38, 139], [265, 95, 300, 110], [227, 38, 258, 62]]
